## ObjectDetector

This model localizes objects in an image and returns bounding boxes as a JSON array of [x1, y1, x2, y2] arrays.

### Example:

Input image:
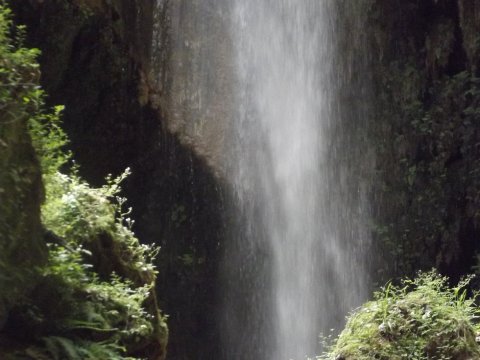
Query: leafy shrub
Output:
[[26, 336, 129, 360], [0, 4, 40, 118], [28, 104, 70, 176], [318, 271, 480, 360], [24, 100, 165, 359], [13, 244, 156, 359], [42, 169, 158, 282]]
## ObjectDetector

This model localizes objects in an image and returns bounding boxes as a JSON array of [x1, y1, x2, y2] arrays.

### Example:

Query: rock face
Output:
[[151, 0, 234, 175], [367, 0, 480, 280]]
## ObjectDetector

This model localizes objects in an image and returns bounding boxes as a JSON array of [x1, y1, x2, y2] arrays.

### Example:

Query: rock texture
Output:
[[368, 0, 480, 281], [151, 0, 234, 174]]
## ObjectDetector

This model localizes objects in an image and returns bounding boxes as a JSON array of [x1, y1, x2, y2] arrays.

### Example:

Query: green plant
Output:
[[21, 336, 131, 360], [24, 145, 164, 358], [44, 244, 154, 340], [317, 271, 480, 360], [41, 168, 159, 279], [28, 104, 70, 176], [0, 5, 40, 123]]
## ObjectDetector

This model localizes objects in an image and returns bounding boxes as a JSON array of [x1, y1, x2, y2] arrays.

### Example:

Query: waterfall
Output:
[[223, 1, 373, 359], [152, 0, 374, 358]]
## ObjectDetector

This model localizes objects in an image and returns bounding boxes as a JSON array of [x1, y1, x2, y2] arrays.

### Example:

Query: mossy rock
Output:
[[0, 3, 46, 328], [323, 272, 480, 360]]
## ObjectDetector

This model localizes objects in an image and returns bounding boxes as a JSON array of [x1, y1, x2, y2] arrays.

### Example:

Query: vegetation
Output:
[[319, 271, 480, 360], [0, 0, 45, 324], [0, 2, 167, 359]]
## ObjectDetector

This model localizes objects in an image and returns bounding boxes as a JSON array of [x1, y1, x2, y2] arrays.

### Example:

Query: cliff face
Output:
[[368, 0, 480, 281], [151, 0, 234, 174]]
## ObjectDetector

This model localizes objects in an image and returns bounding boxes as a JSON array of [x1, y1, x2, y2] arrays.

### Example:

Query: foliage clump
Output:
[[13, 244, 159, 360], [0, 2, 167, 359], [42, 168, 159, 285], [320, 272, 480, 360], [13, 168, 168, 359]]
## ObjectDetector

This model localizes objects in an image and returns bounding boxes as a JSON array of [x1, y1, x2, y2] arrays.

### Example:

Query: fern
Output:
[[28, 337, 130, 360]]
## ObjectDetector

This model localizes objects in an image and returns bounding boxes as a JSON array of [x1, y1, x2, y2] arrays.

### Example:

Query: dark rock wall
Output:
[[368, 0, 480, 282], [132, 137, 228, 360]]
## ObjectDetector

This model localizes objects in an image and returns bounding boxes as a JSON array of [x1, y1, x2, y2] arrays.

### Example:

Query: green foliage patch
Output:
[[42, 169, 159, 283], [22, 92, 165, 359], [12, 244, 156, 360], [319, 272, 480, 360], [6, 165, 167, 359]]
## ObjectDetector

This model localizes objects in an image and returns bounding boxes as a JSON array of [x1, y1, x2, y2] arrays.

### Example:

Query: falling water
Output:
[[224, 1, 373, 359], [151, 0, 374, 359]]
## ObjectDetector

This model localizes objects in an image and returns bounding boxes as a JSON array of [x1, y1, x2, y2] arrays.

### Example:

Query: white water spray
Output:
[[225, 1, 372, 359], [151, 1, 373, 358]]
